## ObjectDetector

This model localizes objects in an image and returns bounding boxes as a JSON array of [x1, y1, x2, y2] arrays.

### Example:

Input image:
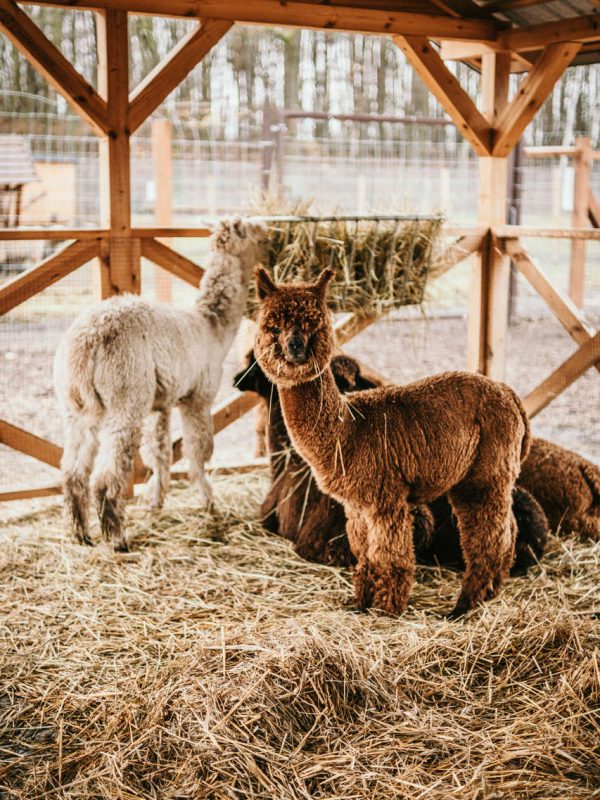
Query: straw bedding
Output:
[[1, 472, 599, 799]]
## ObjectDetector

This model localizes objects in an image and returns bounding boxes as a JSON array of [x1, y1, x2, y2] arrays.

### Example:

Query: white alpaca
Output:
[[53, 217, 267, 551]]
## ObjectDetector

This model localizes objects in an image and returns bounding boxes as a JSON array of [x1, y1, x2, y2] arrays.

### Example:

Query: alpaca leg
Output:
[[140, 409, 172, 510], [260, 484, 280, 534], [448, 483, 515, 617], [61, 413, 98, 546], [254, 403, 268, 458], [366, 505, 416, 615], [346, 514, 372, 609], [91, 416, 141, 552], [180, 399, 214, 507]]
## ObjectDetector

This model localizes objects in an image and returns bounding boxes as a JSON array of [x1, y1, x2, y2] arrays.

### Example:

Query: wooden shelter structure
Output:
[[0, 0, 599, 500]]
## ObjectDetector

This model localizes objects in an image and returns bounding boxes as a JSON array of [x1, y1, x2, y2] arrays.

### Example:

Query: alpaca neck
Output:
[[279, 367, 345, 479], [195, 252, 251, 346], [265, 390, 293, 480]]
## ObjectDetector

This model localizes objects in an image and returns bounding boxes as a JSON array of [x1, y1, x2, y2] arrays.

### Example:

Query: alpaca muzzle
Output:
[[286, 334, 308, 364]]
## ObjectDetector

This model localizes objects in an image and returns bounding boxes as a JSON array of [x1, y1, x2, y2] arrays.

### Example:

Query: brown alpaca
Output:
[[234, 351, 388, 566], [518, 438, 600, 539], [254, 268, 530, 617], [235, 352, 546, 575]]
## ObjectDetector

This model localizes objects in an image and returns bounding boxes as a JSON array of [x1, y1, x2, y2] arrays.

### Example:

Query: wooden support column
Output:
[[467, 52, 511, 378], [152, 118, 173, 302], [98, 8, 140, 296], [569, 136, 591, 307]]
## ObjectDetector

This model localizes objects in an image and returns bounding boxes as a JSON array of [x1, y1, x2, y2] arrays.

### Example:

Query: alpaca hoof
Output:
[[193, 479, 213, 508], [447, 597, 473, 619], [113, 539, 130, 553], [75, 534, 94, 547]]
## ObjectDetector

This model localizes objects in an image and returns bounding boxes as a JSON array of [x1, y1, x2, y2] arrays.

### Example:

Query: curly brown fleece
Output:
[[235, 352, 546, 575], [254, 267, 531, 617], [518, 438, 600, 539]]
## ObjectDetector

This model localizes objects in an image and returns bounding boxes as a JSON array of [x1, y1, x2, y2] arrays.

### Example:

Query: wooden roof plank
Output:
[[394, 35, 492, 155], [0, 0, 109, 135]]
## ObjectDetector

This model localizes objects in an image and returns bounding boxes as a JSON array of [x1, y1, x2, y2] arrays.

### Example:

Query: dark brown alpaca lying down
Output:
[[234, 352, 547, 575], [518, 438, 600, 540], [253, 268, 531, 617]]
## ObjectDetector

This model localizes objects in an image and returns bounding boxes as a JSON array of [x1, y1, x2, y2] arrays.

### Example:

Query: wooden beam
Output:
[[0, 420, 62, 469], [500, 14, 600, 52], [140, 238, 204, 287], [0, 0, 108, 136], [151, 119, 173, 302], [589, 188, 600, 229], [0, 239, 100, 315], [496, 225, 600, 240], [431, 229, 485, 278], [569, 136, 591, 307], [492, 42, 581, 157], [98, 8, 140, 295], [523, 330, 600, 418], [23, 1, 501, 40], [0, 485, 62, 502], [129, 18, 232, 133], [394, 35, 492, 155], [0, 229, 107, 240], [503, 238, 599, 375]]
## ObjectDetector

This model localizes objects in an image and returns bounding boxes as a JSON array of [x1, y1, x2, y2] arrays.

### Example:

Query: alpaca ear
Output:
[[255, 267, 278, 300], [311, 267, 335, 300]]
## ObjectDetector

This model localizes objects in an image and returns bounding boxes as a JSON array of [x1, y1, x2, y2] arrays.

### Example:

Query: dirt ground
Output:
[[1, 309, 599, 495]]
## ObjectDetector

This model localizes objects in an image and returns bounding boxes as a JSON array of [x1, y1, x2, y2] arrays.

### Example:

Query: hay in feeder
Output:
[[246, 207, 443, 319], [1, 473, 599, 799]]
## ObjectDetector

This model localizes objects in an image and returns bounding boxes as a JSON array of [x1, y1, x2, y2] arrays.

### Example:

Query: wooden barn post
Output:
[[152, 118, 173, 302], [467, 52, 511, 378], [569, 135, 591, 307], [97, 8, 140, 297]]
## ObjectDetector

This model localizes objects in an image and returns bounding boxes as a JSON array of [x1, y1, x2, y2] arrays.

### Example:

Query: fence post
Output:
[[261, 105, 275, 192], [152, 118, 173, 302], [569, 135, 590, 307]]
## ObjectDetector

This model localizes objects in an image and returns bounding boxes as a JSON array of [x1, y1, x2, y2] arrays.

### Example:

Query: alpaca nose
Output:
[[287, 334, 306, 362]]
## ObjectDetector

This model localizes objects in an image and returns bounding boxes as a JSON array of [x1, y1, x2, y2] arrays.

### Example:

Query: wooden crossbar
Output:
[[0, 420, 62, 469], [394, 35, 492, 156], [140, 238, 204, 286], [0, 0, 109, 135], [0, 239, 100, 315], [503, 239, 599, 376], [523, 330, 600, 418], [492, 42, 581, 157], [129, 18, 232, 133], [431, 229, 486, 278]]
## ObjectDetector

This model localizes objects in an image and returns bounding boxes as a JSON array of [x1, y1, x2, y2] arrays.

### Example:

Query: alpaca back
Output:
[[518, 438, 600, 533]]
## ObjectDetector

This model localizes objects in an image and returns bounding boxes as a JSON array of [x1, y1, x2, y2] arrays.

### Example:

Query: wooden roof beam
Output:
[[492, 41, 581, 156], [394, 35, 492, 155], [129, 17, 232, 133], [17, 0, 502, 40], [499, 13, 600, 51], [0, 0, 109, 135]]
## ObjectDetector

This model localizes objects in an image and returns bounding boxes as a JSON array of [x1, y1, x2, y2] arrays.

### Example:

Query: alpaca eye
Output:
[[270, 327, 281, 336]]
